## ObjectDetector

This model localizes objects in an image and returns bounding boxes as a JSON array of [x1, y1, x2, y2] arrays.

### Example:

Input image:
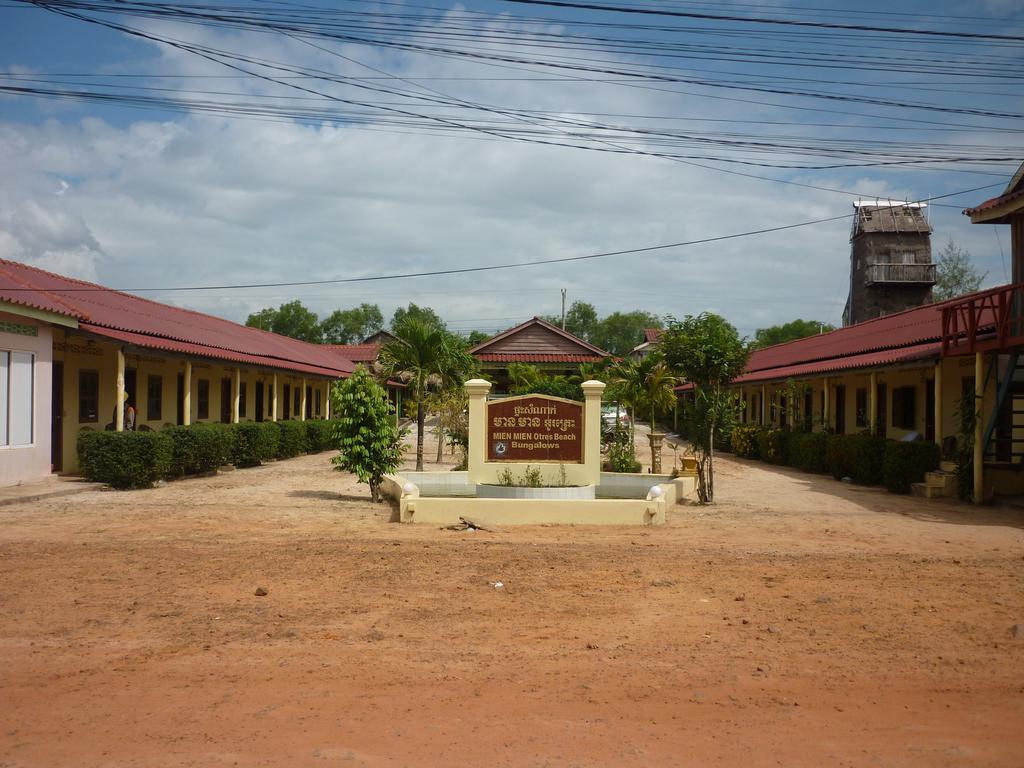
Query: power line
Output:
[[6, 182, 1002, 294]]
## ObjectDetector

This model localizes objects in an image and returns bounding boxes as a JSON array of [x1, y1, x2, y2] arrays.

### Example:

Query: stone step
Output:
[[939, 460, 956, 473], [924, 471, 957, 495], [911, 482, 946, 500]]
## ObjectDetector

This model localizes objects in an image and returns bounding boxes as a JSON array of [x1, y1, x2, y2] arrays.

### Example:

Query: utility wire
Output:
[[6, 182, 1002, 294]]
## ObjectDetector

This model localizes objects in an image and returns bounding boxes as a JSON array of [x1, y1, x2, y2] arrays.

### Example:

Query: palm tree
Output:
[[380, 319, 473, 471], [609, 354, 679, 471]]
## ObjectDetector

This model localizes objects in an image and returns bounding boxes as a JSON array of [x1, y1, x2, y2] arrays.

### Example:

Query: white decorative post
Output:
[[115, 348, 125, 432], [183, 361, 192, 426]]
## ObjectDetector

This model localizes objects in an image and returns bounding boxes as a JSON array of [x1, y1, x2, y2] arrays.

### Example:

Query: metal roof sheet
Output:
[[469, 316, 609, 357], [323, 343, 381, 362], [735, 341, 941, 384], [0, 259, 355, 376]]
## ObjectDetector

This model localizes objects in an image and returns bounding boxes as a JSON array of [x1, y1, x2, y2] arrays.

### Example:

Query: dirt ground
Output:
[[2, 429, 1023, 767]]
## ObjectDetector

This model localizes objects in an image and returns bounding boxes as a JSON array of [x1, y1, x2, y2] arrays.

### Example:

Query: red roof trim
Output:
[[963, 187, 1024, 217], [82, 324, 346, 378]]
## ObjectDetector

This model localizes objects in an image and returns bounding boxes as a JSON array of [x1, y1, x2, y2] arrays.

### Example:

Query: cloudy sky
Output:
[[1, 0, 1021, 338]]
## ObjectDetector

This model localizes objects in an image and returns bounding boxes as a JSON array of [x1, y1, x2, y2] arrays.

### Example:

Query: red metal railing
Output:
[[941, 283, 1024, 356]]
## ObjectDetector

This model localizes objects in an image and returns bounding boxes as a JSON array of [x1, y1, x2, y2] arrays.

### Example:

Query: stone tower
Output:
[[843, 201, 935, 326]]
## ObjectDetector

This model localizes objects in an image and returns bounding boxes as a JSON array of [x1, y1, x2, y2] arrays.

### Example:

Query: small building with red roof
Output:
[[0, 259, 358, 485], [468, 316, 609, 391]]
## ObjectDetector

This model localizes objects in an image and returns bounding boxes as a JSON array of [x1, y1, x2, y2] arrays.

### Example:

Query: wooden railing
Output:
[[941, 283, 1024, 355], [865, 263, 936, 284]]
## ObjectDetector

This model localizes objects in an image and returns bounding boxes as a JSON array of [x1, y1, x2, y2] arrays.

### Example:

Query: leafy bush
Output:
[[789, 431, 829, 474], [730, 425, 762, 459], [883, 440, 940, 494], [275, 420, 307, 459], [164, 424, 231, 477], [757, 428, 790, 465], [605, 426, 641, 473], [78, 430, 172, 489], [228, 422, 280, 467], [826, 432, 886, 485], [303, 419, 334, 453]]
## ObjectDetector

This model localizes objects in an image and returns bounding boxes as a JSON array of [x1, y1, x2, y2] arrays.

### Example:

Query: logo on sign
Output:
[[493, 441, 508, 456]]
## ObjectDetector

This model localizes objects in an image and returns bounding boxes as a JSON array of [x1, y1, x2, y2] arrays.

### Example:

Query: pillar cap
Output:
[[464, 378, 492, 395], [581, 379, 606, 395]]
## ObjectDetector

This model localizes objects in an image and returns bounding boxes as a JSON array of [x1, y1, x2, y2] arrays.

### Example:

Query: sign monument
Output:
[[465, 378, 605, 487]]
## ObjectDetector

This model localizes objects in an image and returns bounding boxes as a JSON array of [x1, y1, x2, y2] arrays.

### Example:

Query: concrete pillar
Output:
[[869, 371, 878, 433], [271, 373, 278, 422], [581, 380, 606, 484], [395, 387, 402, 427], [115, 348, 125, 432], [823, 378, 830, 432], [300, 378, 307, 421], [465, 378, 492, 484], [933, 361, 942, 447], [760, 384, 766, 425], [232, 369, 240, 423], [974, 353, 984, 504], [183, 362, 192, 426], [324, 380, 331, 420]]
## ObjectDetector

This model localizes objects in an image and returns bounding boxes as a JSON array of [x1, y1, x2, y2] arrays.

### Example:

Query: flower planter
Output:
[[476, 484, 596, 500]]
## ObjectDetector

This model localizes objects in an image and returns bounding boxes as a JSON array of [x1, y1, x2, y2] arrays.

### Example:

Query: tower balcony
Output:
[[865, 262, 936, 285]]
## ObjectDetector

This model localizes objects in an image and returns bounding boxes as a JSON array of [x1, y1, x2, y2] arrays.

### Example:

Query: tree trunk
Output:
[[416, 397, 425, 472], [707, 412, 716, 503], [435, 419, 444, 463], [370, 479, 380, 503]]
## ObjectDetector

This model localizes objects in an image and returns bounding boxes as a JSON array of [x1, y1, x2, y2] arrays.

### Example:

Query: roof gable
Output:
[[470, 317, 609, 358]]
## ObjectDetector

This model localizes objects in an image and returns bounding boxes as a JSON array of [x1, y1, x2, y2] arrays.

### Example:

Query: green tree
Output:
[[591, 311, 662, 356], [391, 303, 447, 333], [563, 301, 599, 341], [330, 366, 406, 503], [609, 354, 678, 472], [245, 300, 321, 343], [753, 319, 834, 349], [380, 318, 473, 471], [464, 330, 491, 347], [934, 238, 986, 301], [660, 313, 750, 503], [320, 303, 384, 344]]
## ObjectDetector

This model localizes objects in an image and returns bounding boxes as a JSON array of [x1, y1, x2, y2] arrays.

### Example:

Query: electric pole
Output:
[[561, 288, 567, 329]]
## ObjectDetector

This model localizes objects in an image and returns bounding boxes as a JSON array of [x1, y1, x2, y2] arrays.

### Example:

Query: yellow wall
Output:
[[52, 330, 333, 473], [733, 356, 995, 448]]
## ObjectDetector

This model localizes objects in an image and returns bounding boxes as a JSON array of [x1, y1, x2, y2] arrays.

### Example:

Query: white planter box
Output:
[[476, 484, 596, 500]]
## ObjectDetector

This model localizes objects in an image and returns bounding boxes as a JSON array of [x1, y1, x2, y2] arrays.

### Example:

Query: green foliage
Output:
[[228, 422, 280, 467], [245, 300, 322, 343], [275, 420, 307, 459], [883, 440, 941, 494], [381, 318, 475, 471], [934, 238, 985, 301], [955, 390, 976, 501], [497, 467, 515, 486], [391, 303, 447, 333], [608, 353, 678, 440], [320, 303, 384, 344], [590, 311, 662, 356], [331, 367, 406, 502], [826, 432, 886, 485], [164, 423, 231, 477], [788, 431, 829, 473], [730, 425, 762, 459], [753, 319, 834, 349], [605, 425, 641, 473], [77, 430, 173, 489], [661, 313, 750, 503], [464, 330, 490, 346], [521, 465, 544, 487], [302, 419, 334, 453], [756, 428, 790, 465]]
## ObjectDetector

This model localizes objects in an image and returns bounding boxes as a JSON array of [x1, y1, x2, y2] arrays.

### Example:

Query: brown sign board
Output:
[[486, 395, 584, 463]]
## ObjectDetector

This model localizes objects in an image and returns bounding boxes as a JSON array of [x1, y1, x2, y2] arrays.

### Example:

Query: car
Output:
[[601, 405, 630, 428]]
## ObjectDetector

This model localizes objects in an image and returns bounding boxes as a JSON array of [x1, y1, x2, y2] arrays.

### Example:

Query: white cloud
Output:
[[0, 7, 1017, 338]]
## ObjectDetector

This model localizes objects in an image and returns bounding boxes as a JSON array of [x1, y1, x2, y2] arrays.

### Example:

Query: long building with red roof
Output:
[[0, 259, 360, 484]]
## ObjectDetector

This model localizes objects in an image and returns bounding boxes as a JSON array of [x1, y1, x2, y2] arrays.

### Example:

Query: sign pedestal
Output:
[[648, 432, 666, 474], [465, 378, 605, 488]]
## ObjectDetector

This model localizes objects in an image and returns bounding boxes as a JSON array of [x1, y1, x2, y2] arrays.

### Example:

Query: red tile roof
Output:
[[323, 343, 381, 362], [0, 259, 355, 377], [963, 187, 1024, 217], [675, 289, 999, 389], [643, 328, 662, 344]]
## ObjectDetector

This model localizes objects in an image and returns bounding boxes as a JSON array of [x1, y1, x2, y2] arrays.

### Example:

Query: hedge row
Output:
[[78, 419, 339, 490], [728, 425, 939, 495]]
